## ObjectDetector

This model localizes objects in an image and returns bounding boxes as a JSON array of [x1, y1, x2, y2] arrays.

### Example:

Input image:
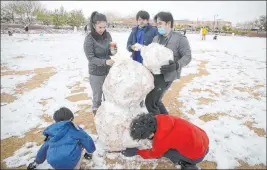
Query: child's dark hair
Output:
[[53, 107, 74, 122], [130, 113, 157, 140], [90, 11, 107, 31], [136, 10, 150, 21], [154, 12, 174, 28]]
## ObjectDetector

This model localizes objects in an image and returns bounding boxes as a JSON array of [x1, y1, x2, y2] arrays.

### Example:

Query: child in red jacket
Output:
[[121, 113, 209, 170]]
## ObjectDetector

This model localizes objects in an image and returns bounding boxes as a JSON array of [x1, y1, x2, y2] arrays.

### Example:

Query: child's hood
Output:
[[43, 121, 79, 142]]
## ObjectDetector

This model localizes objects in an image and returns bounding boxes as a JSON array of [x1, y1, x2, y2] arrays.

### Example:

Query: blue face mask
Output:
[[158, 27, 166, 35]]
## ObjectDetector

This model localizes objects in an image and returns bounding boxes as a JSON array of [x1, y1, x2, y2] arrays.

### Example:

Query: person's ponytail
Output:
[[90, 11, 98, 31]]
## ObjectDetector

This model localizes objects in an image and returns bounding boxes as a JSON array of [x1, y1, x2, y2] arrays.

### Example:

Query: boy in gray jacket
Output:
[[145, 12, 192, 115]]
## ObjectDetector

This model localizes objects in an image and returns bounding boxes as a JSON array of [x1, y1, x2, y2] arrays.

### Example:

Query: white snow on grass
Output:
[[3, 142, 51, 169], [1, 74, 34, 95], [1, 32, 266, 169], [178, 34, 266, 168]]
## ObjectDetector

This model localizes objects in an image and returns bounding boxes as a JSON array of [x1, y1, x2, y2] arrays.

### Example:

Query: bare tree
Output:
[[258, 15, 266, 31], [22, 1, 42, 25], [1, 1, 19, 23], [1, 1, 43, 25], [104, 11, 120, 23]]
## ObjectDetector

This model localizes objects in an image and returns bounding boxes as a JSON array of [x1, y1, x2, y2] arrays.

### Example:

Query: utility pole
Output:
[[214, 14, 218, 32]]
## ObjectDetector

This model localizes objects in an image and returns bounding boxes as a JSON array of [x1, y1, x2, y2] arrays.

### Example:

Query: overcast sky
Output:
[[41, 1, 266, 24]]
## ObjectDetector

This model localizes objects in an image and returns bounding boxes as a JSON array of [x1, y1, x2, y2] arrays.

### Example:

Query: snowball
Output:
[[141, 43, 174, 74]]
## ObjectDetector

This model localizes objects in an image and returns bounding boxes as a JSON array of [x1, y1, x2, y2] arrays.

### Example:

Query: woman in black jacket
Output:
[[83, 11, 117, 115]]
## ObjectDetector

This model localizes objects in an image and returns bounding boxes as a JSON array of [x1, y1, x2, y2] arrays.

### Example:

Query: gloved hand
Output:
[[121, 148, 138, 157], [160, 60, 179, 74], [27, 161, 38, 170], [84, 153, 93, 160]]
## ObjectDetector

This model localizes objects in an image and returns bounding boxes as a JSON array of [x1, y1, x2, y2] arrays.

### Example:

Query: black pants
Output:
[[162, 148, 209, 165], [145, 74, 173, 114]]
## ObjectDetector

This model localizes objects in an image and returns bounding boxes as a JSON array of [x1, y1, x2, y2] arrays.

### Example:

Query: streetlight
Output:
[[214, 14, 218, 31], [216, 19, 221, 32]]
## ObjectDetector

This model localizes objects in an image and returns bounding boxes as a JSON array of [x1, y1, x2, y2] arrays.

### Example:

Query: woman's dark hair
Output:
[[130, 113, 157, 141], [90, 11, 107, 31], [154, 12, 174, 28], [136, 10, 150, 21]]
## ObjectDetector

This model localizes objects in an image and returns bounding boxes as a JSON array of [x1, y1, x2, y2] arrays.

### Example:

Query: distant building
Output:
[[94, 17, 233, 30], [174, 19, 232, 30]]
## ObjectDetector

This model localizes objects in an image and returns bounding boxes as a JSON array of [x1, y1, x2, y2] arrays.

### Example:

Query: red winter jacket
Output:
[[137, 115, 209, 161]]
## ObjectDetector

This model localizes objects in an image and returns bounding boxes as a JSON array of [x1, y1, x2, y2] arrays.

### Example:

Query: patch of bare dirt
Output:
[[71, 87, 87, 94], [103, 157, 178, 169], [235, 160, 267, 169], [255, 84, 265, 89], [199, 112, 227, 122], [15, 67, 56, 95], [1, 65, 11, 71], [0, 128, 45, 169], [100, 155, 217, 169], [198, 160, 217, 169], [67, 81, 87, 94], [1, 70, 33, 76], [1, 66, 56, 101], [188, 108, 196, 115], [41, 114, 53, 123], [234, 87, 261, 98], [162, 60, 209, 118], [38, 97, 53, 107], [67, 81, 81, 89], [74, 104, 96, 133], [1, 93, 17, 104], [197, 97, 216, 105], [191, 88, 219, 97], [14, 56, 24, 59], [244, 121, 266, 137], [66, 93, 90, 102]]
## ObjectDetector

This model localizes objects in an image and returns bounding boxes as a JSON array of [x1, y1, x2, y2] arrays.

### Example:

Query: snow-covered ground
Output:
[[1, 32, 266, 169]]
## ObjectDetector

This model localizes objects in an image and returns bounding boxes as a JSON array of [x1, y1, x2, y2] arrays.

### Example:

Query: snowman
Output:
[[94, 43, 174, 152]]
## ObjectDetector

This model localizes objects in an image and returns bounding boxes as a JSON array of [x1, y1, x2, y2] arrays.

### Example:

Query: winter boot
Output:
[[179, 161, 199, 170]]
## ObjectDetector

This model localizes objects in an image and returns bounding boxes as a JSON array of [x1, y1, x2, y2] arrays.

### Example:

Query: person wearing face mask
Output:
[[145, 12, 192, 115], [84, 11, 117, 115], [127, 10, 158, 64]]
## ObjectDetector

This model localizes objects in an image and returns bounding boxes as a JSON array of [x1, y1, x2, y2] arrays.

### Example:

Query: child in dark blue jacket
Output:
[[27, 107, 96, 170]]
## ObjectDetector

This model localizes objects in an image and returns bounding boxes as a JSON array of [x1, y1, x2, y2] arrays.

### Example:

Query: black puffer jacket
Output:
[[83, 32, 112, 76]]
